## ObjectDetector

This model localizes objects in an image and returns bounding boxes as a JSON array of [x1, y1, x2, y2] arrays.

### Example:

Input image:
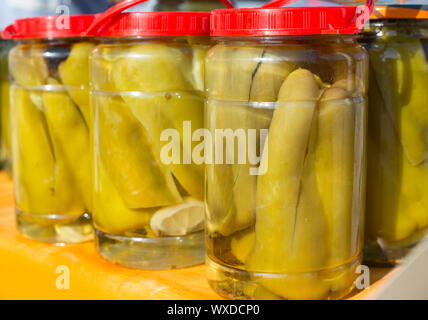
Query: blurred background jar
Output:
[[362, 5, 428, 266], [0, 39, 13, 176], [4, 15, 96, 244], [89, 0, 214, 269], [205, 0, 370, 300]]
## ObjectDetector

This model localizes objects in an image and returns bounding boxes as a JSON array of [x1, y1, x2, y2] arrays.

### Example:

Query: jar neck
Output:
[[214, 35, 360, 46], [98, 35, 210, 45], [16, 37, 92, 45]]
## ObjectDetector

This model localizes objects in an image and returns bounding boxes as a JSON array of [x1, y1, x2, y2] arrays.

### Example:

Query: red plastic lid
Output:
[[2, 14, 96, 40], [211, 0, 374, 37], [86, 0, 233, 37], [96, 12, 211, 37]]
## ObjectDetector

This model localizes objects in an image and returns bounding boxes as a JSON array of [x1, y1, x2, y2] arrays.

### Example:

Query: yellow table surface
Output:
[[0, 172, 394, 300]]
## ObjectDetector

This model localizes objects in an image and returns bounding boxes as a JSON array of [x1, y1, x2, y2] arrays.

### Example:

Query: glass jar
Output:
[[4, 15, 95, 243], [205, 3, 369, 300], [0, 39, 13, 175], [363, 17, 428, 266], [90, 8, 210, 269]]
